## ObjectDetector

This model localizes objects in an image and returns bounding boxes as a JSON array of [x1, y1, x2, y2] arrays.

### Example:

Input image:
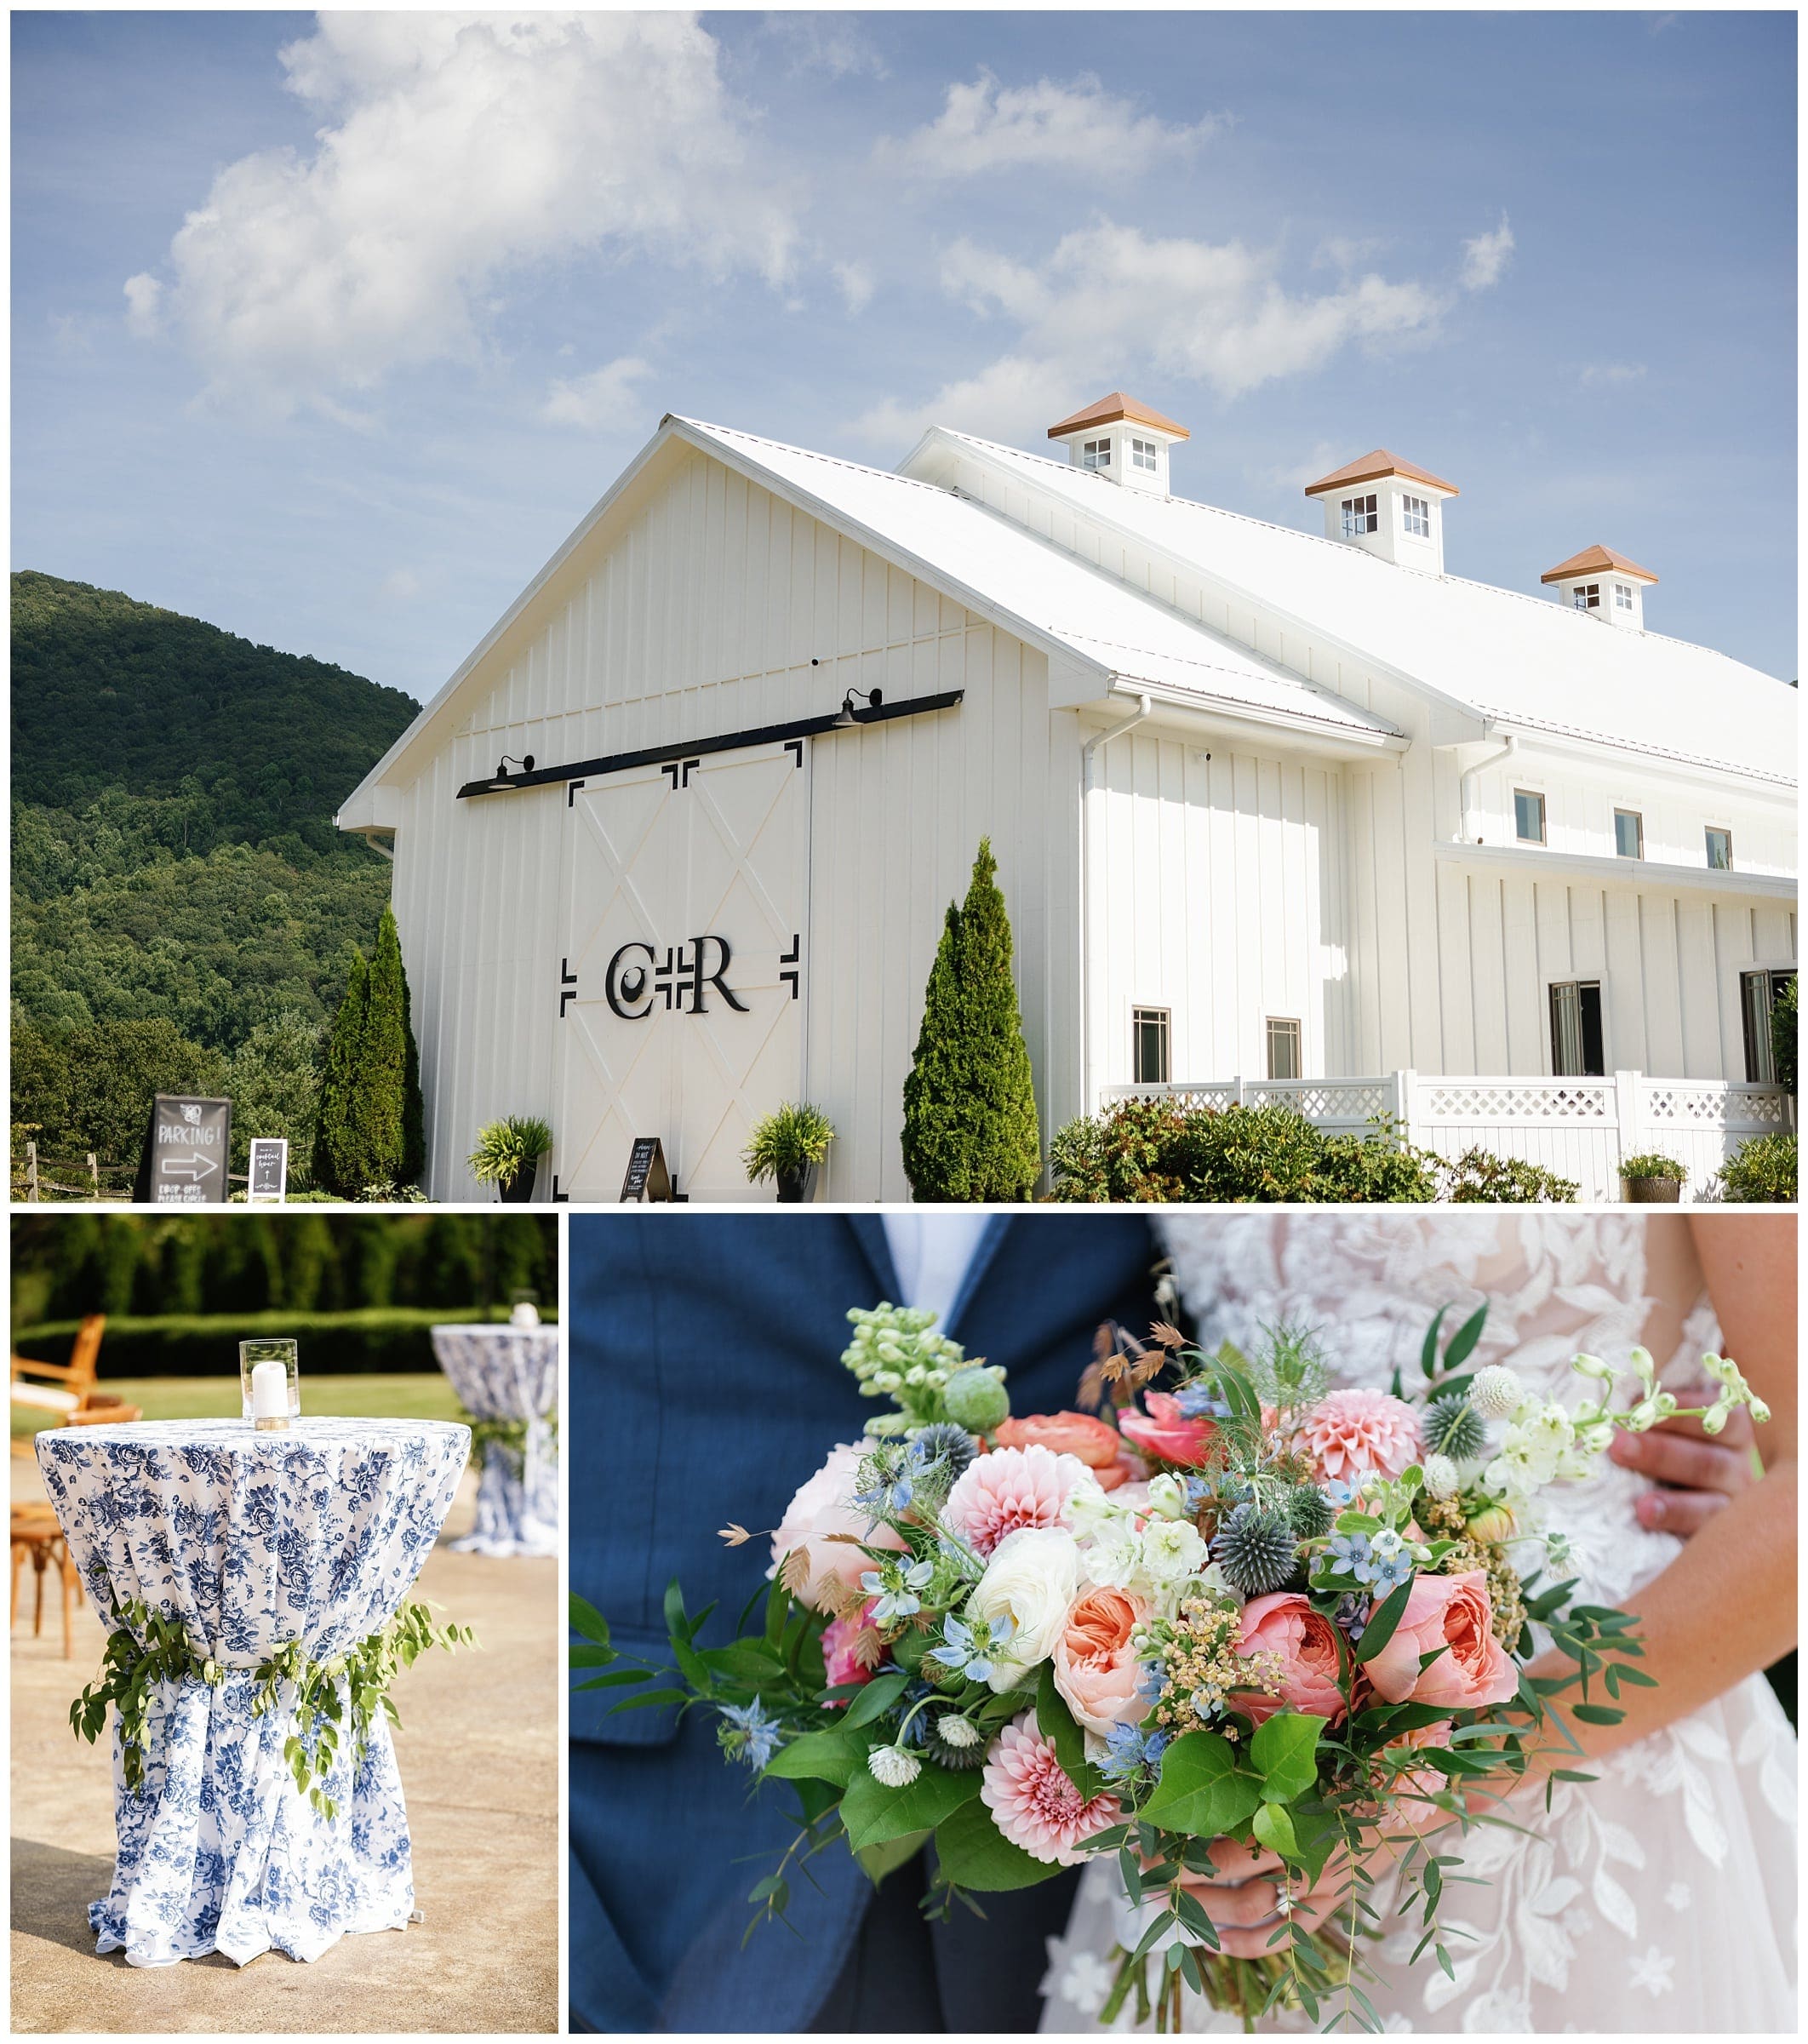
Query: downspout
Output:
[[1079, 691, 1153, 1124], [1458, 728, 1515, 845]]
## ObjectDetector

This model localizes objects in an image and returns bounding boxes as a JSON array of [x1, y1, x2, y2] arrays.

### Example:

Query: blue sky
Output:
[[13, 9, 1797, 700]]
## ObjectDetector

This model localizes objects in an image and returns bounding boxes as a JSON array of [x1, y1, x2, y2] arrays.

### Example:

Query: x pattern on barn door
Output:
[[555, 741, 808, 1199]]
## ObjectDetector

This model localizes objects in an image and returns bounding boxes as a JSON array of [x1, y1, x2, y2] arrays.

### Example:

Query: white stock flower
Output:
[[1077, 1517, 1142, 1590], [1570, 1352, 1616, 1383], [970, 1527, 1080, 1688], [1063, 1483, 1127, 1539], [1470, 1366, 1525, 1420], [1138, 1518, 1209, 1584], [1144, 1473, 1191, 1520]]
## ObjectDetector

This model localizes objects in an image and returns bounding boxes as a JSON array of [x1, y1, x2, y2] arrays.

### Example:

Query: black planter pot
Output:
[[498, 1160, 538, 1205], [1622, 1176, 1682, 1204], [775, 1162, 816, 1204]]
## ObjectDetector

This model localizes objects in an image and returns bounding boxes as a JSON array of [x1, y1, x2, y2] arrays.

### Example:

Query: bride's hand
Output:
[[1172, 1838, 1354, 1960], [1608, 1387, 1757, 1536]]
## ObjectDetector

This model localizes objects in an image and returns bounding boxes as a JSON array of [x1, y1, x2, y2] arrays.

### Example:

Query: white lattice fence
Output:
[[1099, 1072, 1789, 1201]]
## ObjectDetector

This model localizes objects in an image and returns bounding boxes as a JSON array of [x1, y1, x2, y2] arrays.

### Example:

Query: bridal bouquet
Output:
[[580, 1304, 1768, 2032]]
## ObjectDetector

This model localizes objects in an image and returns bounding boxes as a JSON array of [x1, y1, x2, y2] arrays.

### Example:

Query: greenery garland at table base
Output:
[[72, 1594, 477, 1820], [462, 1408, 558, 1479]]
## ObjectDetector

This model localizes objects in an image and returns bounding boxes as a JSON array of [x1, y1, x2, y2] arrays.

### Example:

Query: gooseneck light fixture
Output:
[[490, 753, 535, 790], [832, 687, 884, 730]]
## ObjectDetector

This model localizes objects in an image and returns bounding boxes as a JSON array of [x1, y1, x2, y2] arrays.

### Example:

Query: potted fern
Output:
[[1619, 1151, 1687, 1204], [469, 1116, 553, 1203], [743, 1102, 835, 1204]]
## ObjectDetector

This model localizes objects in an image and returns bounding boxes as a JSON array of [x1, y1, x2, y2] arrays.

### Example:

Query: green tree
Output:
[[312, 952, 370, 1196], [901, 839, 1041, 1201], [226, 1011, 326, 1188]]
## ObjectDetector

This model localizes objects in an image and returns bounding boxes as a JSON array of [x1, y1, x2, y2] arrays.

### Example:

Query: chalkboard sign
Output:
[[246, 1137, 289, 1204], [620, 1136, 674, 1203], [140, 1096, 232, 1205]]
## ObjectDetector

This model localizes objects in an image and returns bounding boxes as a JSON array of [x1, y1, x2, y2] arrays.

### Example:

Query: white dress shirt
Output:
[[880, 1215, 993, 1330]]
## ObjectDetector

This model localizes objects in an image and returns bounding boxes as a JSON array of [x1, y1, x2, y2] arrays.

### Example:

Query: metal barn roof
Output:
[[910, 429, 1795, 787]]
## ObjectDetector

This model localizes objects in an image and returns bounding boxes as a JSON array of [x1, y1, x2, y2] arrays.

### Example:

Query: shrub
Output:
[[1437, 1149, 1579, 1204], [1047, 1102, 1577, 1204], [1771, 976, 1797, 1095], [310, 908, 426, 1197], [1717, 1132, 1797, 1204], [743, 1102, 836, 1184], [1618, 1153, 1687, 1183], [901, 839, 1040, 1200]]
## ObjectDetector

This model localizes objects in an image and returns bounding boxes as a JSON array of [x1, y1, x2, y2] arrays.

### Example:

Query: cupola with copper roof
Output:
[[1304, 449, 1458, 575], [1047, 392, 1188, 495], [1540, 545, 1656, 632]]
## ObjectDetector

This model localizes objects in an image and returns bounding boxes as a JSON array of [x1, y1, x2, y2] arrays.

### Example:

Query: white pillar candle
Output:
[[251, 1358, 290, 1424], [510, 1302, 541, 1328]]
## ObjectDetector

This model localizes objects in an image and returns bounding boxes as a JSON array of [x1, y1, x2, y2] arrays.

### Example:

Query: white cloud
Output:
[[850, 220, 1448, 446], [380, 568, 421, 600], [832, 261, 876, 315], [541, 355, 654, 429], [1460, 214, 1515, 292], [881, 71, 1222, 180], [759, 14, 889, 80], [1579, 361, 1648, 386], [123, 272, 163, 336], [126, 14, 797, 407]]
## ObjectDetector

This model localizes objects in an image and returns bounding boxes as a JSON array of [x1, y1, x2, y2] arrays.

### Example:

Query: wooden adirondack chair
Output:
[[10, 1315, 108, 1457]]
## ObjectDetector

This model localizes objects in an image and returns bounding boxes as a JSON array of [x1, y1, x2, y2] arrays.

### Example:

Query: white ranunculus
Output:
[[1137, 1517, 1209, 1584], [970, 1527, 1080, 1689]]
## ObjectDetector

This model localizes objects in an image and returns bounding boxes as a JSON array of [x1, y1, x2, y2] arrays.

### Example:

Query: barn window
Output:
[[1130, 437, 1159, 472], [1549, 981, 1605, 1077], [1132, 1006, 1170, 1085], [1741, 969, 1795, 1085], [1340, 494, 1378, 536], [1266, 1017, 1302, 1081], [1573, 582, 1601, 611], [1081, 438, 1113, 471], [1401, 494, 1431, 537], [1514, 789, 1547, 844], [1614, 581, 1635, 612], [1706, 826, 1733, 871], [1614, 809, 1644, 859]]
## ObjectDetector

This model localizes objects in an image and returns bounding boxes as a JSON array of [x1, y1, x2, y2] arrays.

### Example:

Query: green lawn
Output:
[[12, 1372, 464, 1434]]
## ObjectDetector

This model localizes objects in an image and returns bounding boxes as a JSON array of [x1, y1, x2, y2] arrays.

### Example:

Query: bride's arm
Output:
[[1525, 1212, 1796, 1768]]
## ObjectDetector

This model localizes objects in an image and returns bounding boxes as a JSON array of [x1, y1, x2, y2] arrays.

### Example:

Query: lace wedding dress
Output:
[[1042, 1214, 1796, 2034]]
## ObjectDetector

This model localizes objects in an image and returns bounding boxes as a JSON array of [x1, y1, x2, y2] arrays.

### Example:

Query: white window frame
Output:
[[1340, 493, 1378, 537], [1401, 494, 1430, 538], [1131, 1005, 1171, 1085], [1265, 1016, 1302, 1081], [1705, 825, 1734, 872], [1081, 438, 1113, 471], [1130, 437, 1159, 472], [1549, 979, 1606, 1077], [1613, 581, 1635, 612], [1513, 787, 1548, 845], [1739, 965, 1795, 1085], [1613, 808, 1644, 860]]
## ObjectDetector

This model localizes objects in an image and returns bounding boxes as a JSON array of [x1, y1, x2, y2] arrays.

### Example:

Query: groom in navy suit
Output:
[[569, 1213, 1162, 2033]]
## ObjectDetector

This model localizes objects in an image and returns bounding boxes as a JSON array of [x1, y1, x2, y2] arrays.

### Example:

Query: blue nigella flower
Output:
[[1174, 1384, 1232, 1419], [1097, 1721, 1165, 1784], [1332, 1594, 1368, 1642], [897, 1676, 937, 1744], [936, 1612, 1013, 1685], [1181, 1475, 1212, 1514], [862, 1558, 935, 1627], [1134, 1658, 1167, 1707], [855, 1444, 932, 1525], [718, 1698, 782, 1771]]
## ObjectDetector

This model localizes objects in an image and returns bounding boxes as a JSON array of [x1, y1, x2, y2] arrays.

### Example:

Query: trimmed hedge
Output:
[[11, 1307, 557, 1381]]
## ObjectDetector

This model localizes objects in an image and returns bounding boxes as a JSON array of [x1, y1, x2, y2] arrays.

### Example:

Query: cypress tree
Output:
[[352, 906, 414, 1190], [312, 952, 369, 1196], [901, 839, 1042, 1200]]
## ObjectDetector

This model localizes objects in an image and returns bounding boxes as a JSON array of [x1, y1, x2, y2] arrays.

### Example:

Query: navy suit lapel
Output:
[[945, 1217, 1012, 1339], [844, 1217, 902, 1303]]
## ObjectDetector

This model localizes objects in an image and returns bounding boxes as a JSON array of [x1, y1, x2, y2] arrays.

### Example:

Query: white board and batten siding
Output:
[[385, 443, 1081, 1200]]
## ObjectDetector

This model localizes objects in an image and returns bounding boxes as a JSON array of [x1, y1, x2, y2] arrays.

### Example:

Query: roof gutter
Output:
[[1458, 728, 1516, 844], [1079, 693, 1153, 1127]]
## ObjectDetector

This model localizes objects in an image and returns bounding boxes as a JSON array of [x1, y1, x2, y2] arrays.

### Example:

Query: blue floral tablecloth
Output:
[[37, 1416, 469, 1969], [429, 1325, 559, 1558]]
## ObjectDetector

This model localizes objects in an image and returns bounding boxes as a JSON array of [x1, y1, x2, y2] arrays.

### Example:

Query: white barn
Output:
[[338, 393, 1797, 1202]]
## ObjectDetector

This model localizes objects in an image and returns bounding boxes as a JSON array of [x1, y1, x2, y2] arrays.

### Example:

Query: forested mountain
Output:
[[11, 572, 420, 1184]]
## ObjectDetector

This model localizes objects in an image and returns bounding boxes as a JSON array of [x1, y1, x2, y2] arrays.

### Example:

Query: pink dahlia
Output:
[[981, 1712, 1121, 1865], [1297, 1388, 1422, 1484], [943, 1445, 1093, 1558]]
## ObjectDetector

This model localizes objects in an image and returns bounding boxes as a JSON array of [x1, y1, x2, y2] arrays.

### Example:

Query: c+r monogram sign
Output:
[[604, 936, 750, 1019]]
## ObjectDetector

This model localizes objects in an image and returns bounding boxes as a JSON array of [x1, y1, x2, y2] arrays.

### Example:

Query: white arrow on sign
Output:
[[161, 1152, 218, 1182]]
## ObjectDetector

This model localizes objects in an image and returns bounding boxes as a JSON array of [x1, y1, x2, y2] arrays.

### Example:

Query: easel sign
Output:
[[246, 1138, 289, 1204], [620, 1137, 677, 1203]]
